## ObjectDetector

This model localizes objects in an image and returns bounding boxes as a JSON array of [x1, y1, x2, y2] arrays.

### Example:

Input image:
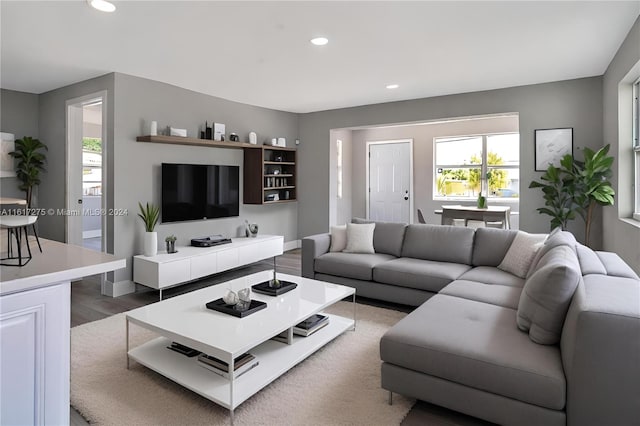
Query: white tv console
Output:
[[133, 235, 284, 300]]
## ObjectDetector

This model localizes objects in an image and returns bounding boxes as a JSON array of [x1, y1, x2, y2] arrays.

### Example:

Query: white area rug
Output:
[[71, 302, 414, 425]]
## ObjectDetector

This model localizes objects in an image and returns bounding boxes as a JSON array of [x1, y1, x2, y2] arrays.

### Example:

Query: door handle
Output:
[[404, 190, 409, 201], [77, 199, 83, 204]]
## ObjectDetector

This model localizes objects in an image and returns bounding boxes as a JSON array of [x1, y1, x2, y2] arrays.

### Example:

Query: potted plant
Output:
[[165, 235, 177, 254], [561, 145, 615, 247], [9, 136, 47, 208], [529, 144, 615, 246], [138, 202, 160, 256]]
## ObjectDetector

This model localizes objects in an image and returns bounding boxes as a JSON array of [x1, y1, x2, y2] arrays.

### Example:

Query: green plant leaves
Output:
[[9, 136, 47, 207], [138, 202, 160, 232], [529, 144, 615, 245]]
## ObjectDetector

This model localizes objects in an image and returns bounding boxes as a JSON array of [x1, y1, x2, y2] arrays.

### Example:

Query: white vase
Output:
[[144, 231, 158, 257]]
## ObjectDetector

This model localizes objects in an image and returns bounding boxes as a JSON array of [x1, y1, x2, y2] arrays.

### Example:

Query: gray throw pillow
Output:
[[517, 245, 581, 345], [526, 229, 578, 278]]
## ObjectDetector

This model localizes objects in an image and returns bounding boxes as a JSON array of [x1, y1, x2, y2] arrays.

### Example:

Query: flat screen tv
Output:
[[162, 163, 239, 223]]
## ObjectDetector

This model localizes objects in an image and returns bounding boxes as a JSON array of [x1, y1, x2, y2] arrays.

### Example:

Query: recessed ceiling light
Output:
[[386, 84, 399, 89], [310, 37, 329, 46], [88, 0, 116, 13]]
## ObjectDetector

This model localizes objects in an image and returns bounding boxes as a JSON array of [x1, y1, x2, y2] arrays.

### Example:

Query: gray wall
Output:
[[350, 115, 520, 227], [0, 89, 39, 200], [602, 16, 640, 274], [111, 73, 299, 284], [299, 77, 604, 247]]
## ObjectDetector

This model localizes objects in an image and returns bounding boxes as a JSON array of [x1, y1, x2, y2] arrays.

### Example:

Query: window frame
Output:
[[633, 79, 640, 221], [433, 132, 520, 201]]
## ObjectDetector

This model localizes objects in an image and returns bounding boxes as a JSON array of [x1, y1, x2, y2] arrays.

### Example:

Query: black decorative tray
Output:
[[251, 280, 297, 296], [206, 298, 267, 318]]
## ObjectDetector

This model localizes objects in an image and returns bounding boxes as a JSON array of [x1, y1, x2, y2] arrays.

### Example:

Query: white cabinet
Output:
[[0, 282, 70, 426], [133, 235, 284, 298]]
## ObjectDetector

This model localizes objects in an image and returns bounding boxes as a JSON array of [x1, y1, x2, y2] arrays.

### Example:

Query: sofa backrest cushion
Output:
[[401, 224, 475, 264], [517, 245, 581, 345], [471, 227, 518, 266], [576, 243, 607, 275], [526, 229, 577, 278], [351, 218, 407, 257]]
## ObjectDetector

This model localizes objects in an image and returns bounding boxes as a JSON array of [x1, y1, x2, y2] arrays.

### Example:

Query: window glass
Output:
[[434, 133, 519, 200]]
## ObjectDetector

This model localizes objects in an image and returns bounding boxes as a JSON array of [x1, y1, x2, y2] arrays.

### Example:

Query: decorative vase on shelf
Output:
[[144, 231, 158, 257]]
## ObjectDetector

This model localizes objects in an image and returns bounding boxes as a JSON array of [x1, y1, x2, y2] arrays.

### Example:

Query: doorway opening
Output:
[[66, 92, 107, 252]]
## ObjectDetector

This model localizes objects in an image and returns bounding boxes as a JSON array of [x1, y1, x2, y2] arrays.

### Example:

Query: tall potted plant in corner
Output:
[[562, 145, 615, 247], [529, 145, 615, 247], [138, 202, 160, 256], [9, 136, 47, 208]]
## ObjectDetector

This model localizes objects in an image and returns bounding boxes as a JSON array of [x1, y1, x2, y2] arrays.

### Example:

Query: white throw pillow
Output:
[[329, 225, 348, 252], [498, 231, 546, 278], [343, 223, 375, 254]]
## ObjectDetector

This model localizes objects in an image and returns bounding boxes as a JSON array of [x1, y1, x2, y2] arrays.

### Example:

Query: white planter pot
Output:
[[144, 231, 158, 257]]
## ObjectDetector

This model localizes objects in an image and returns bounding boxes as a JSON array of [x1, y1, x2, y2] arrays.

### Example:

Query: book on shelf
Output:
[[293, 314, 329, 337], [197, 352, 258, 379]]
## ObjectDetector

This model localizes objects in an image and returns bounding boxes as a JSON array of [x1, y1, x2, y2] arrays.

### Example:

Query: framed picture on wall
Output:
[[0, 132, 16, 178], [534, 128, 573, 171]]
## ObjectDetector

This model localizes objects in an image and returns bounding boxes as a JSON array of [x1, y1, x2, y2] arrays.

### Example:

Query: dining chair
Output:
[[417, 208, 427, 224], [0, 215, 43, 266]]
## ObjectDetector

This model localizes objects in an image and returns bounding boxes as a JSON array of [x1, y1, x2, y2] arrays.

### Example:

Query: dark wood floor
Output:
[[70, 248, 488, 425]]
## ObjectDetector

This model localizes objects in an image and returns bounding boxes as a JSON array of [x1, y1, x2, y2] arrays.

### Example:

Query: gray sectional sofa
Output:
[[301, 221, 640, 426]]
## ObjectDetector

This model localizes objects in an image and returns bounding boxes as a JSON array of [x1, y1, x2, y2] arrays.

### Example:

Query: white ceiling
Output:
[[1, 1, 638, 113]]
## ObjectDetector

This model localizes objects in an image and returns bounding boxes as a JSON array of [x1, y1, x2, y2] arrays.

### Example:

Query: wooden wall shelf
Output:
[[137, 135, 297, 206], [136, 135, 258, 150]]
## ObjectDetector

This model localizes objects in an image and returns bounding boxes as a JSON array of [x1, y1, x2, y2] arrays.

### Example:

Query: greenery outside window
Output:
[[434, 133, 520, 200], [633, 79, 640, 221]]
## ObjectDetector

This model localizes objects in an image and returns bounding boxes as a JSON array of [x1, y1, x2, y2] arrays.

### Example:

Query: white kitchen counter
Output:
[[0, 237, 125, 425], [0, 238, 125, 295]]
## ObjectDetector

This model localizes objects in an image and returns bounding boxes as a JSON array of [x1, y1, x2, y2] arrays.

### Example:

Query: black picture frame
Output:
[[534, 127, 573, 171]]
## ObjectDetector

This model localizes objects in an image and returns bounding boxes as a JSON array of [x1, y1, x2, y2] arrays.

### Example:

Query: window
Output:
[[434, 133, 519, 200], [633, 79, 640, 221]]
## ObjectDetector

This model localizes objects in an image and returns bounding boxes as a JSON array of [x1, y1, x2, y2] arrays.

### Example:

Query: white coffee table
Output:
[[125, 270, 355, 421]]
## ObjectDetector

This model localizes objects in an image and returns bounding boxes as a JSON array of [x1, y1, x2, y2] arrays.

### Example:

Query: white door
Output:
[[367, 140, 413, 223], [66, 92, 107, 251]]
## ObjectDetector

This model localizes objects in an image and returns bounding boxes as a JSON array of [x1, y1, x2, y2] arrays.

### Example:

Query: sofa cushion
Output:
[[352, 218, 407, 257], [517, 245, 581, 345], [329, 225, 347, 252], [401, 224, 475, 264], [527, 230, 577, 278], [458, 266, 525, 288], [575, 243, 607, 275], [498, 231, 546, 278], [441, 280, 522, 309], [596, 251, 640, 279], [343, 223, 375, 254], [472, 227, 518, 267], [314, 252, 395, 281], [373, 257, 471, 293], [380, 294, 566, 410]]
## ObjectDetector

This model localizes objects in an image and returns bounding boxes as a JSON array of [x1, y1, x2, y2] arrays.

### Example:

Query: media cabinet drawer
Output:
[[190, 253, 218, 280], [239, 237, 283, 265], [158, 260, 190, 286], [217, 248, 239, 272]]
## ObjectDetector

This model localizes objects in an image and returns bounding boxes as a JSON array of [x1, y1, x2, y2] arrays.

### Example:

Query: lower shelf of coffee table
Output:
[[127, 313, 353, 410]]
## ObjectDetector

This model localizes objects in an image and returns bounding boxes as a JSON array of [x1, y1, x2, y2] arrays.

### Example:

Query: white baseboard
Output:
[[102, 279, 135, 297], [284, 239, 301, 251]]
